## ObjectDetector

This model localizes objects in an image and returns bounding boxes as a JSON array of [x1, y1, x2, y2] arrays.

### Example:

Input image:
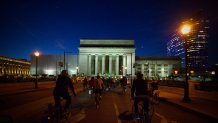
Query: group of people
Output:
[[87, 75, 104, 98], [53, 69, 158, 120], [83, 76, 124, 91], [53, 70, 106, 111]]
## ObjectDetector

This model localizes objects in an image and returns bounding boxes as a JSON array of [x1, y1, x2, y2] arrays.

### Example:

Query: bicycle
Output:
[[151, 90, 160, 105], [132, 95, 155, 123], [94, 89, 101, 109], [122, 85, 127, 94], [42, 100, 72, 123]]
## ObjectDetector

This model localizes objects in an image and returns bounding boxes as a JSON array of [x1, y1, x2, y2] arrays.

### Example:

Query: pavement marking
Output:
[[155, 112, 168, 123], [113, 103, 122, 123]]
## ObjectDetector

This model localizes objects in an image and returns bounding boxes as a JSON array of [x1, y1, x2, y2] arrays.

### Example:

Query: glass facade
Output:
[[167, 11, 209, 69]]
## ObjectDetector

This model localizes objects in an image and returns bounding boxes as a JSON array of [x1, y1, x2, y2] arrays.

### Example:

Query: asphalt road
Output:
[[0, 85, 212, 123]]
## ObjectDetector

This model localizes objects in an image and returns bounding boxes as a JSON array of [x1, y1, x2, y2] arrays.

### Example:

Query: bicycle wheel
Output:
[[153, 92, 160, 104], [54, 107, 61, 123], [95, 95, 100, 109], [147, 103, 154, 123], [138, 102, 146, 123]]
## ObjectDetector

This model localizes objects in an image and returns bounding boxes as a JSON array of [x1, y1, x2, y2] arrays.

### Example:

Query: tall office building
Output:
[[167, 33, 185, 67], [167, 11, 209, 69]]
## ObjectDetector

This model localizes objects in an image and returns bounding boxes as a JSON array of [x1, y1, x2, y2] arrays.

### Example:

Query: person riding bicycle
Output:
[[88, 77, 95, 95], [151, 78, 158, 94], [131, 72, 149, 118], [53, 70, 76, 112], [95, 75, 104, 98], [120, 76, 127, 93]]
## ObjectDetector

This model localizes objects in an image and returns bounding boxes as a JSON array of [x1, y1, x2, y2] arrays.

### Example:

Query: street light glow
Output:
[[181, 24, 191, 35], [34, 51, 40, 57]]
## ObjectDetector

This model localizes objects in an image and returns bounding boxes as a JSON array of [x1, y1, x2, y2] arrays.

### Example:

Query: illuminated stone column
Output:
[[95, 55, 98, 75], [123, 55, 126, 76], [109, 55, 112, 75], [141, 64, 144, 75], [161, 64, 164, 77], [148, 64, 151, 78], [88, 55, 91, 75], [102, 55, 105, 74], [132, 53, 135, 76], [116, 55, 119, 75]]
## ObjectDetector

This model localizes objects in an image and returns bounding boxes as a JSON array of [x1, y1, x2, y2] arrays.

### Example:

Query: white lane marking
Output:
[[114, 103, 122, 123]]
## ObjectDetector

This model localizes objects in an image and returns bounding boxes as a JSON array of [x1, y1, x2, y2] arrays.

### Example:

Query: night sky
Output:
[[0, 0, 217, 65]]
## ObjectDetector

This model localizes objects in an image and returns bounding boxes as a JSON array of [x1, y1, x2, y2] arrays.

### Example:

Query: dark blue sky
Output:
[[0, 0, 217, 65]]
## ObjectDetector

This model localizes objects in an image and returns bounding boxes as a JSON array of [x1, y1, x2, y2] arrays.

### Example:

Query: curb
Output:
[[159, 97, 218, 122]]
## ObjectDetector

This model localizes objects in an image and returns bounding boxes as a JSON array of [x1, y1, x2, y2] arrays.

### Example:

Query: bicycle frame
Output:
[[42, 99, 72, 123], [94, 92, 100, 109], [132, 96, 154, 123]]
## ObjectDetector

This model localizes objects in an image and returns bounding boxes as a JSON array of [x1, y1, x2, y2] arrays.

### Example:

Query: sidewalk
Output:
[[159, 86, 218, 122]]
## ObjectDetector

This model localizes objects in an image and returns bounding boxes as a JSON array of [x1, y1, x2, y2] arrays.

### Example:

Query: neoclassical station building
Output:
[[0, 56, 30, 77], [79, 39, 135, 77], [30, 39, 181, 79]]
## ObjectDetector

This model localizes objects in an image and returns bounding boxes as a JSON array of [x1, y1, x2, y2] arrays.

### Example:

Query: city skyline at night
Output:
[[167, 11, 210, 69], [1, 0, 217, 65]]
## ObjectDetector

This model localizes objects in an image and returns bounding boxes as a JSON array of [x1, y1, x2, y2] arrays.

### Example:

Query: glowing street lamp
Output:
[[64, 51, 73, 70], [174, 70, 178, 75], [180, 23, 191, 101], [181, 24, 191, 34], [34, 51, 40, 89]]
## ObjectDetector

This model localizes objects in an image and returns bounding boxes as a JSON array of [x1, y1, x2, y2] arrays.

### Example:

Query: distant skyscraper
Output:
[[167, 33, 185, 67], [167, 11, 209, 69]]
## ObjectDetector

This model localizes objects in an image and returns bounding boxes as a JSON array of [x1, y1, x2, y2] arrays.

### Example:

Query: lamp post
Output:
[[76, 66, 79, 75], [63, 51, 73, 71], [180, 24, 191, 102], [34, 51, 40, 89]]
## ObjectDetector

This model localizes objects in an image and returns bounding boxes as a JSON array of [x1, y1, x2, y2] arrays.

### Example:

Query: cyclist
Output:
[[96, 75, 104, 98], [53, 70, 76, 112], [120, 76, 127, 93], [88, 77, 95, 95], [131, 72, 149, 119], [150, 78, 160, 104], [151, 78, 158, 94], [83, 77, 88, 89]]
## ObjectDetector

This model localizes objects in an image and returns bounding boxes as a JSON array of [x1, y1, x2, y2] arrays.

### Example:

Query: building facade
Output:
[[30, 54, 78, 76], [29, 39, 182, 79], [167, 11, 209, 69], [167, 33, 185, 67], [79, 39, 135, 77], [135, 56, 181, 79], [0, 56, 30, 77], [187, 12, 209, 69]]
